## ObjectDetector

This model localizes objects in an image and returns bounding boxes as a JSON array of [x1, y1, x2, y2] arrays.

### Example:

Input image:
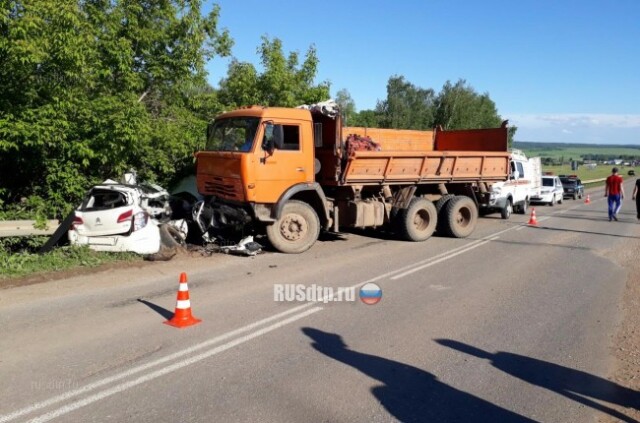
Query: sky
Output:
[[204, 0, 640, 144]]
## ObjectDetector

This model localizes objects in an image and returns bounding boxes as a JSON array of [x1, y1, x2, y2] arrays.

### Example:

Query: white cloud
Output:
[[505, 113, 640, 144], [507, 113, 640, 129]]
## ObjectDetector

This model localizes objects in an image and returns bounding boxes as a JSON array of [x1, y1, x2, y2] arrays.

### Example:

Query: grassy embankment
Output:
[[0, 236, 140, 280]]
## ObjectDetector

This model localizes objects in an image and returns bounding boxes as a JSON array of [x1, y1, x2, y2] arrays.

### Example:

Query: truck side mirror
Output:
[[262, 123, 284, 154]]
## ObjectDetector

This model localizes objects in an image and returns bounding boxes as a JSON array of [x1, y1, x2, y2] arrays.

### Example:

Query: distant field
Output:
[[514, 141, 640, 160], [541, 165, 633, 181]]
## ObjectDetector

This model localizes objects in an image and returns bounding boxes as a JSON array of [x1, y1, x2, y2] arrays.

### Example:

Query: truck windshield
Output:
[[206, 117, 260, 152]]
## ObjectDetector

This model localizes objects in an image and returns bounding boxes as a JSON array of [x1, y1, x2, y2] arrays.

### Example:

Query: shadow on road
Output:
[[436, 339, 640, 423], [302, 328, 535, 422], [137, 298, 173, 320]]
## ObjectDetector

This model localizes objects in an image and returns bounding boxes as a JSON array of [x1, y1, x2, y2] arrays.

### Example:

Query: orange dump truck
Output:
[[195, 105, 509, 253]]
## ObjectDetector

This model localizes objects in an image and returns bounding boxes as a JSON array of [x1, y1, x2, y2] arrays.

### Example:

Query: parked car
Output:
[[68, 181, 184, 257], [531, 175, 564, 206], [560, 176, 584, 200], [628, 169, 636, 176]]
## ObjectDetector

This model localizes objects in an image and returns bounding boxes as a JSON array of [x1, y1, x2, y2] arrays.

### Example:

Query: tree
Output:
[[335, 89, 356, 125], [350, 109, 381, 128], [218, 36, 330, 108], [0, 0, 231, 216], [433, 79, 517, 147], [376, 76, 435, 130]]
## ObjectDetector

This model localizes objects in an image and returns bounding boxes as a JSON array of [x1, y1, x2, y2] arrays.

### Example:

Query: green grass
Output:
[[540, 165, 628, 181], [514, 142, 640, 160], [0, 236, 141, 279]]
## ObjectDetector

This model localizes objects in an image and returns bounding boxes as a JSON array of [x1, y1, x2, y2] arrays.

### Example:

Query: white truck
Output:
[[483, 149, 542, 219]]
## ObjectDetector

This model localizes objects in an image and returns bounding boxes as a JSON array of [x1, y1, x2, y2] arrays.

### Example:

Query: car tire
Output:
[[501, 199, 512, 220], [146, 224, 182, 261], [573, 194, 577, 200], [516, 199, 529, 215]]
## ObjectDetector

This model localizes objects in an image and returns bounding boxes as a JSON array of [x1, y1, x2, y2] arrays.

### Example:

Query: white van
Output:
[[484, 150, 542, 219]]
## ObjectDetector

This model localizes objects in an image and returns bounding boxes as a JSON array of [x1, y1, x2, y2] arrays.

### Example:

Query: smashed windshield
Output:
[[206, 117, 260, 152]]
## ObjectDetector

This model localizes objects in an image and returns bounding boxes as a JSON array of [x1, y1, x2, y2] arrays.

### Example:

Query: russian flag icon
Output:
[[359, 283, 382, 305]]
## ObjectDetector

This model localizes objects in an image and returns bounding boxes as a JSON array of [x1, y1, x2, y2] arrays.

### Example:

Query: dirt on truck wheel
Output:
[[266, 200, 320, 254], [399, 197, 437, 242], [440, 196, 478, 238]]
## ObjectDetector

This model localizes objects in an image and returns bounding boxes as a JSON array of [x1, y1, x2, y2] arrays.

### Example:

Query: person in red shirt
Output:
[[604, 167, 625, 221]]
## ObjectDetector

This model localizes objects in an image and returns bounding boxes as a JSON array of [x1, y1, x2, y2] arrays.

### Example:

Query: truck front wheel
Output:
[[441, 196, 478, 238], [266, 200, 320, 253], [399, 197, 437, 242]]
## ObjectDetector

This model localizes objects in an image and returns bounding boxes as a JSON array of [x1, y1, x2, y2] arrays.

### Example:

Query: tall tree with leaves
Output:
[[376, 75, 435, 130], [0, 0, 232, 216], [434, 79, 517, 146], [335, 88, 356, 124], [218, 36, 330, 108]]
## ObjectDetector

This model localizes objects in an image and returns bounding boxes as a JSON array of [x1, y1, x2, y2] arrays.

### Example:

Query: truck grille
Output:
[[202, 177, 244, 201]]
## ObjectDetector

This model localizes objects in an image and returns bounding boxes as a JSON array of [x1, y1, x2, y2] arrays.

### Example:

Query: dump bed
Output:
[[326, 124, 510, 185]]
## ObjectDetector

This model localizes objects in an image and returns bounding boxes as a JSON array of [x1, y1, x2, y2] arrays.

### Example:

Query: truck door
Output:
[[254, 121, 313, 204], [511, 160, 526, 203]]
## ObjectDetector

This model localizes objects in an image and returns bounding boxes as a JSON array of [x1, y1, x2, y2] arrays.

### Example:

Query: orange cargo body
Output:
[[328, 125, 510, 185]]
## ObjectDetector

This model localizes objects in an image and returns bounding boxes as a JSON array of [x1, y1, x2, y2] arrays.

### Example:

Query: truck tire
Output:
[[500, 199, 512, 220], [266, 200, 320, 253], [440, 196, 478, 238], [435, 194, 455, 231], [398, 197, 437, 242], [435, 194, 455, 214]]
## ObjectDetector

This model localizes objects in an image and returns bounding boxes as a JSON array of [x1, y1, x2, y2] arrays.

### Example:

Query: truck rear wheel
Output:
[[266, 200, 320, 253], [440, 196, 478, 238], [399, 197, 437, 242]]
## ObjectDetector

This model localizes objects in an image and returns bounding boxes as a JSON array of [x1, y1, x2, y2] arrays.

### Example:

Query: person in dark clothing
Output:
[[632, 178, 640, 219], [604, 167, 624, 221]]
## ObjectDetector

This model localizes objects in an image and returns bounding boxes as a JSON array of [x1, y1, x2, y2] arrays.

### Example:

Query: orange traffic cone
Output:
[[584, 194, 591, 204], [164, 272, 202, 328], [528, 208, 538, 226]]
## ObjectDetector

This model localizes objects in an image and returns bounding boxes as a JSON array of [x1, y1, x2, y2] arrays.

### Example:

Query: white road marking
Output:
[[429, 284, 452, 291], [0, 303, 318, 423], [26, 307, 324, 423], [0, 222, 522, 422], [391, 236, 500, 280]]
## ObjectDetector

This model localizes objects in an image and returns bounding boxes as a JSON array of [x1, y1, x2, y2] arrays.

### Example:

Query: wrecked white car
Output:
[[68, 182, 183, 257]]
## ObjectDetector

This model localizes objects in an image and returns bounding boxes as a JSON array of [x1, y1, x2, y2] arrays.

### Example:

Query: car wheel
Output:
[[501, 199, 512, 220], [558, 196, 563, 205]]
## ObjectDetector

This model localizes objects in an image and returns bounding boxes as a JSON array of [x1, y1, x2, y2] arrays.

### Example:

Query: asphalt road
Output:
[[1, 180, 639, 423]]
